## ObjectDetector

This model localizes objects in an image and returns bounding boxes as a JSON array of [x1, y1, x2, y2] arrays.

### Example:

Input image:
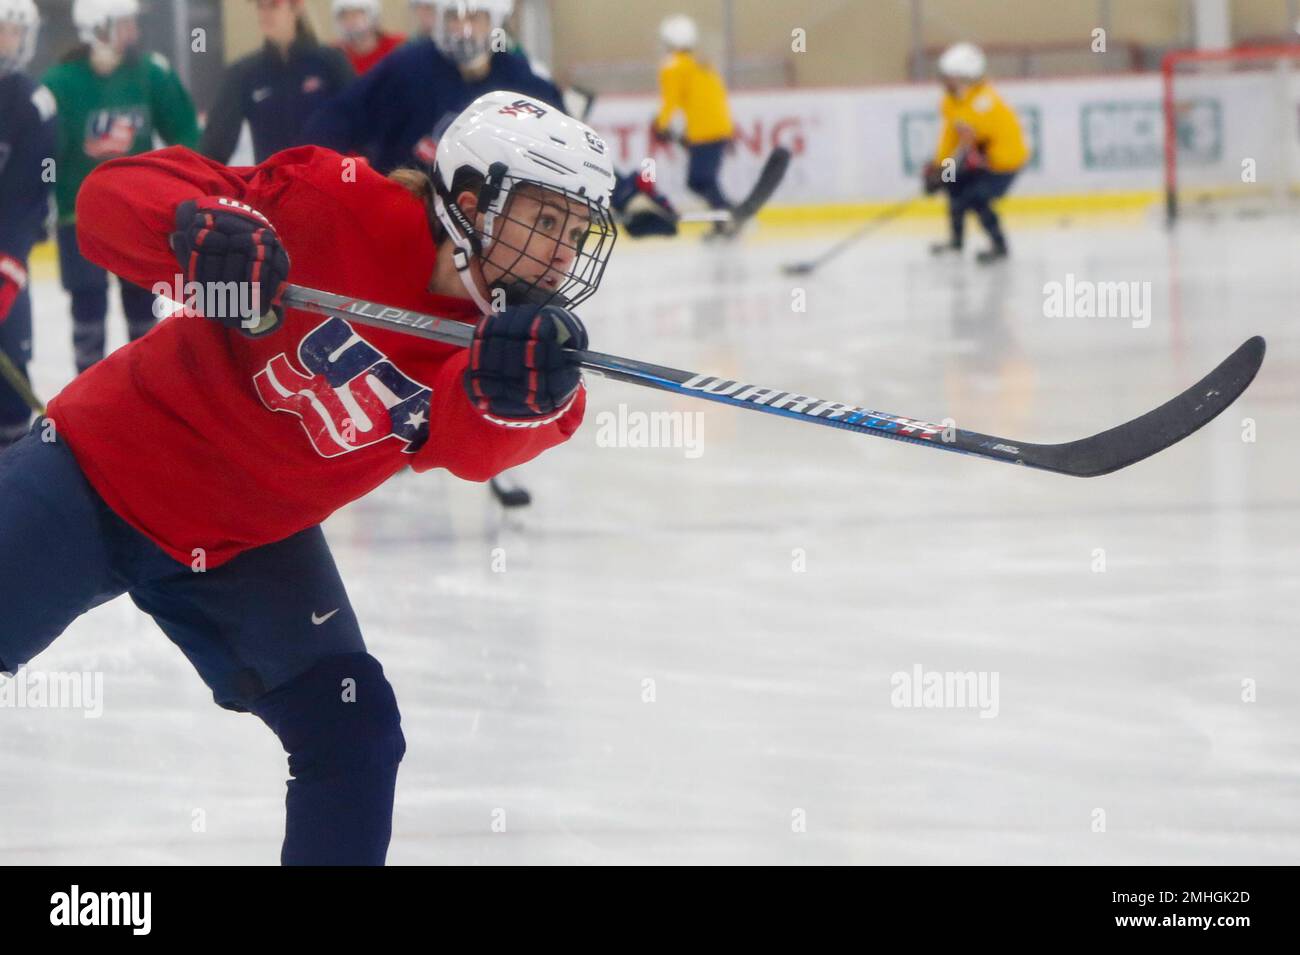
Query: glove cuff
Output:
[[473, 384, 581, 429], [0, 254, 28, 290]]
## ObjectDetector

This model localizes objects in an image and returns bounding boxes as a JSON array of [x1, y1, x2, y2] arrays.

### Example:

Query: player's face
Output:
[[254, 0, 298, 41], [337, 9, 375, 42], [0, 22, 27, 61], [109, 16, 140, 54], [442, 9, 492, 45], [479, 186, 594, 296], [411, 3, 438, 35]]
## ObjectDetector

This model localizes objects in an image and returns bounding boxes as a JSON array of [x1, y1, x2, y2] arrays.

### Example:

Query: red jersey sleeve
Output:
[[74, 146, 260, 294], [412, 348, 587, 482], [72, 144, 586, 494]]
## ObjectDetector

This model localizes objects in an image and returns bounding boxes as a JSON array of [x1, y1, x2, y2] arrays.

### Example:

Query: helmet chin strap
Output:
[[452, 249, 497, 315], [431, 184, 495, 314]]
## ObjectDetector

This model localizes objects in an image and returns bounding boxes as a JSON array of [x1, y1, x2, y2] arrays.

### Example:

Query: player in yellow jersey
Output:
[[923, 43, 1028, 263], [652, 14, 735, 233]]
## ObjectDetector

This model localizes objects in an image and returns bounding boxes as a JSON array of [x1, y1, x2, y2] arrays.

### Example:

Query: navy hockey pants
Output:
[[0, 425, 405, 864], [944, 169, 1017, 250], [686, 139, 732, 211]]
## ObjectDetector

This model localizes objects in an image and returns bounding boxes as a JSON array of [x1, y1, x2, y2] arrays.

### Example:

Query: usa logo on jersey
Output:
[[83, 109, 145, 159], [254, 318, 432, 457]]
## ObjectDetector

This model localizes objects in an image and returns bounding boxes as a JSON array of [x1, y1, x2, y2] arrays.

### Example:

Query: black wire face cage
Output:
[[476, 173, 617, 311]]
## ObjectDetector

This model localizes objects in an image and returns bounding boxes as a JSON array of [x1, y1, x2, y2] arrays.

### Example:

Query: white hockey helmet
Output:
[[0, 0, 39, 75], [433, 90, 617, 312], [937, 42, 986, 81], [659, 14, 697, 51], [72, 0, 139, 46], [431, 0, 513, 67], [332, 0, 380, 42], [332, 0, 381, 16]]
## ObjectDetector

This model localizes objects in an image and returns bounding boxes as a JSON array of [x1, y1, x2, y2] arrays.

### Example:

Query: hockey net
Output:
[[1163, 45, 1300, 223]]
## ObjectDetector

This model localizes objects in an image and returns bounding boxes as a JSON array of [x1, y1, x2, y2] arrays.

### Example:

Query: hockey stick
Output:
[[667, 148, 791, 227], [782, 195, 922, 275], [729, 146, 791, 227], [562, 85, 598, 123], [678, 210, 734, 223], [279, 284, 1265, 478], [0, 350, 44, 414]]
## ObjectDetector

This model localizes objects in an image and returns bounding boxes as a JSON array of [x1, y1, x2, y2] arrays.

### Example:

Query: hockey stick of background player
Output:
[[781, 195, 922, 275], [665, 144, 790, 228], [678, 210, 733, 223], [562, 86, 598, 123], [729, 146, 791, 227], [0, 350, 45, 415], [620, 147, 789, 234], [279, 285, 1265, 478]]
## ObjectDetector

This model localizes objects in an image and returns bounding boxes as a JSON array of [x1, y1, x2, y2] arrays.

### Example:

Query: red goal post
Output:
[[1162, 44, 1300, 224]]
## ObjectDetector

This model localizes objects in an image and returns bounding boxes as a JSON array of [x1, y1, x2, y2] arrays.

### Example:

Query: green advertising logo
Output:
[[1081, 99, 1221, 169]]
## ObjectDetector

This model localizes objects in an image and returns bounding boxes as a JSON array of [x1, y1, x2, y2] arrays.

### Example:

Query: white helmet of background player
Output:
[[72, 0, 139, 49], [332, 0, 380, 43], [433, 90, 617, 314], [937, 42, 986, 81], [659, 14, 698, 51], [0, 0, 39, 76], [430, 0, 513, 67]]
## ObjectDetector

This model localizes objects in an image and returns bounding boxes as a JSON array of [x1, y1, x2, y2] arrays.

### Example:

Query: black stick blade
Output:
[[1019, 336, 1266, 477], [732, 147, 792, 225]]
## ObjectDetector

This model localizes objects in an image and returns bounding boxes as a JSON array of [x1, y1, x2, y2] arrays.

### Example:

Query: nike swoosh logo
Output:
[[311, 609, 340, 626]]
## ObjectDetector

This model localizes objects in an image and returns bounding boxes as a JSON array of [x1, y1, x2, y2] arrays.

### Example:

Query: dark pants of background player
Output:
[[0, 278, 33, 449], [0, 425, 405, 865], [56, 224, 157, 373], [686, 139, 732, 211], [944, 169, 1017, 252]]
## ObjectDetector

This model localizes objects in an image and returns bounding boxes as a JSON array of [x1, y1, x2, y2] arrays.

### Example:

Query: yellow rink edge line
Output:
[[27, 189, 1160, 272]]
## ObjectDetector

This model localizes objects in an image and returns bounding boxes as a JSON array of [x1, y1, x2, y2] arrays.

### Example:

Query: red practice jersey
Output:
[[47, 145, 585, 568], [341, 32, 405, 75]]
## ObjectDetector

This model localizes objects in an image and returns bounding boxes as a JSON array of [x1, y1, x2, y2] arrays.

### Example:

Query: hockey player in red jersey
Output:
[[332, 0, 404, 75], [0, 91, 617, 864]]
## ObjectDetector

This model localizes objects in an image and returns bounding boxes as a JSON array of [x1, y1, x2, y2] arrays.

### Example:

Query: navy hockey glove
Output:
[[922, 161, 944, 195], [464, 304, 587, 420], [169, 197, 290, 336]]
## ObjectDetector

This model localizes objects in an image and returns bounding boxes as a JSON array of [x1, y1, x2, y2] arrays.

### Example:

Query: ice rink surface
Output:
[[2, 209, 1297, 864]]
